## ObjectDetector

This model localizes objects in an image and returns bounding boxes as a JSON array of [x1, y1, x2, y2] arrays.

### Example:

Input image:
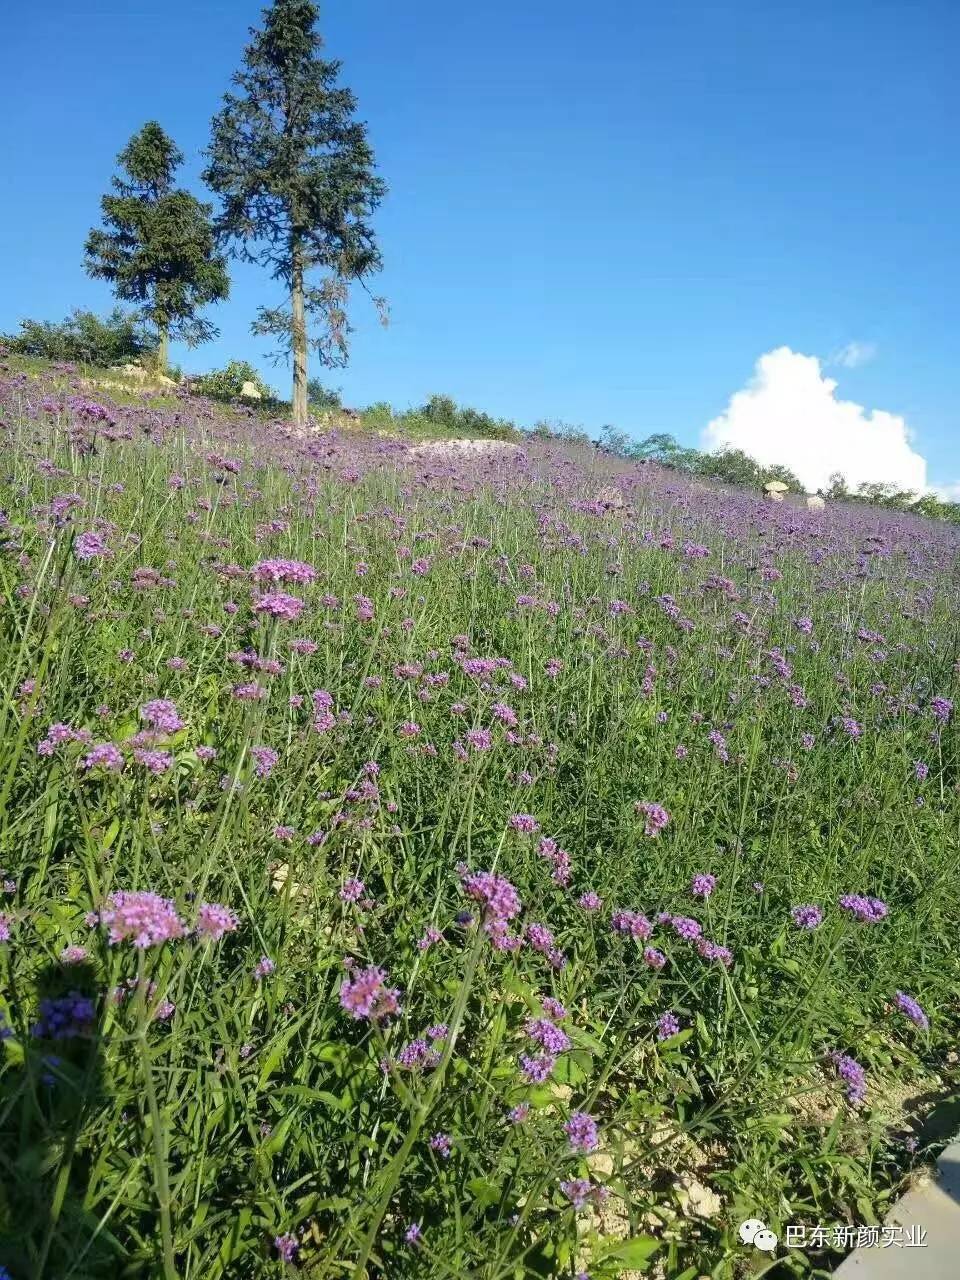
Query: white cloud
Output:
[[703, 347, 927, 494], [932, 482, 960, 503], [830, 340, 877, 369]]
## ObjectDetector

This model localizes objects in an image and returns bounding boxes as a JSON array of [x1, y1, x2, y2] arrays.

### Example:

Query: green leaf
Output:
[[257, 1020, 303, 1088], [466, 1177, 501, 1209], [658, 1029, 694, 1050], [554, 1049, 592, 1084], [598, 1235, 660, 1268], [856, 1196, 879, 1226]]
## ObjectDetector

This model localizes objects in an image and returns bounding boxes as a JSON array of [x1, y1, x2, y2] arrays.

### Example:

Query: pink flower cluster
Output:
[[96, 891, 186, 948], [92, 892, 237, 948], [254, 591, 304, 622], [251, 558, 317, 585]]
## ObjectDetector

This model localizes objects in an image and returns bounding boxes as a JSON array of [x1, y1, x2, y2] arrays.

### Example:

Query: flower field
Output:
[[1, 363, 958, 1280]]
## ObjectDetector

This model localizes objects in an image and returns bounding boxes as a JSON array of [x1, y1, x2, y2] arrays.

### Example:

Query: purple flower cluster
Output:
[[831, 1051, 867, 1104], [930, 696, 953, 724], [656, 1011, 680, 1040], [838, 894, 888, 923], [339, 963, 401, 1022], [791, 904, 823, 930], [893, 991, 929, 1030], [509, 812, 540, 834], [564, 1111, 599, 1153], [525, 1016, 571, 1055], [251, 746, 279, 778], [139, 699, 185, 734], [93, 892, 236, 948], [690, 872, 716, 898], [38, 722, 93, 756], [74, 530, 111, 561], [274, 1233, 298, 1262], [430, 1132, 452, 1158], [96, 891, 186, 948], [560, 1178, 607, 1209], [635, 801, 670, 836], [610, 909, 652, 940], [251, 558, 317, 585], [195, 903, 238, 942], [460, 866, 522, 951], [82, 742, 124, 773], [254, 590, 304, 622], [396, 1038, 441, 1070], [536, 836, 572, 886]]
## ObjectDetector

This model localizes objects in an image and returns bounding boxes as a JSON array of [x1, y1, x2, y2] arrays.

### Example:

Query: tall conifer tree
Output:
[[85, 122, 229, 373], [204, 0, 386, 425]]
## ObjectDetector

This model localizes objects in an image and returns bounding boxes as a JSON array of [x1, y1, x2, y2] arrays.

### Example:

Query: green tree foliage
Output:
[[84, 123, 229, 373], [307, 378, 342, 410], [616, 433, 804, 490], [0, 308, 157, 366], [853, 480, 919, 508], [203, 0, 387, 426], [759, 461, 804, 491]]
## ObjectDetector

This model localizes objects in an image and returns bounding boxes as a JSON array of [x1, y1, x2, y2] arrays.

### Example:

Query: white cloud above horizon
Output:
[[830, 340, 877, 369], [703, 347, 927, 494]]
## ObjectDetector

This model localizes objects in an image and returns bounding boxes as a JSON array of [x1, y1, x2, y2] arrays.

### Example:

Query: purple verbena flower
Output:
[[139, 699, 185, 734], [339, 878, 365, 903], [195, 902, 238, 942], [509, 813, 540, 834], [96, 891, 184, 947], [274, 1233, 298, 1262], [254, 591, 304, 622], [339, 964, 401, 1022], [839, 894, 888, 923], [691, 873, 716, 898], [564, 1111, 599, 1153], [791, 904, 823, 930], [656, 1011, 680, 1040], [894, 991, 929, 1030], [831, 1051, 867, 1104], [429, 1132, 452, 1158]]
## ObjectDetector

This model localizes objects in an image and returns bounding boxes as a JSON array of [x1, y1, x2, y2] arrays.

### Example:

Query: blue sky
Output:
[[3, 1, 957, 489]]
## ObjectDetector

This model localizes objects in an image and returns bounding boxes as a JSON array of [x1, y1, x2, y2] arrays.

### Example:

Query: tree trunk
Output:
[[157, 326, 169, 377], [291, 239, 308, 427]]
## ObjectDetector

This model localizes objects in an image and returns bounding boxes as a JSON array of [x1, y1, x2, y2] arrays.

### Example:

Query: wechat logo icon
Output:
[[739, 1218, 779, 1253]]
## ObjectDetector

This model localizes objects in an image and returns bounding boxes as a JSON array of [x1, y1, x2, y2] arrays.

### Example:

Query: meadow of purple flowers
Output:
[[0, 359, 958, 1279]]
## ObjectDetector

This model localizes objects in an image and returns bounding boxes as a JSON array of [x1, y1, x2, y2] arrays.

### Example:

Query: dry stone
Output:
[[409, 439, 524, 462]]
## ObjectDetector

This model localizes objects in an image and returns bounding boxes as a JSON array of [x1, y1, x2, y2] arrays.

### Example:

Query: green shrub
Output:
[[418, 393, 520, 441], [0, 308, 158, 365], [189, 360, 271, 402]]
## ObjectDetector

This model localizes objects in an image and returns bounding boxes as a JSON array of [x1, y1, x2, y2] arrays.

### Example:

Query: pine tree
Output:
[[203, 0, 386, 425], [84, 122, 229, 374]]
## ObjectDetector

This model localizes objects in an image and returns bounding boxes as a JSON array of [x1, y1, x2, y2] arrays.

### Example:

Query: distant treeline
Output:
[[3, 310, 958, 523]]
